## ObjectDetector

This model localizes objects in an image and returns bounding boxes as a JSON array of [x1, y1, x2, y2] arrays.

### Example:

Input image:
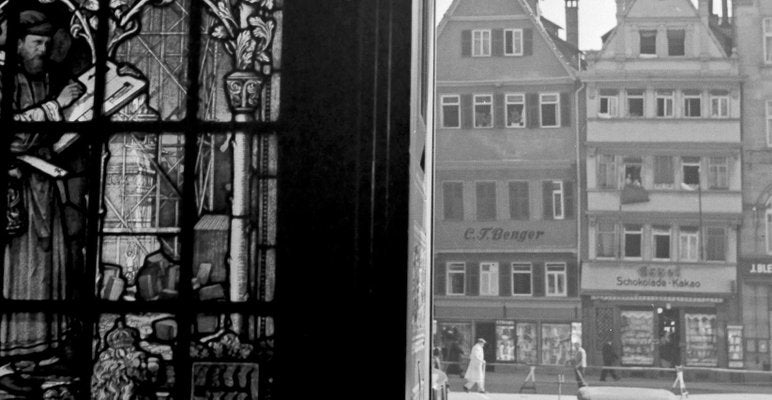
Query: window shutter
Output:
[[499, 263, 511, 297], [526, 93, 539, 128], [567, 262, 578, 297], [461, 94, 473, 129], [564, 180, 574, 218], [494, 93, 505, 128], [542, 181, 554, 220], [461, 30, 472, 57], [468, 262, 479, 296], [435, 263, 446, 295], [561, 92, 571, 127], [523, 28, 533, 56], [533, 262, 545, 296], [492, 28, 504, 56]]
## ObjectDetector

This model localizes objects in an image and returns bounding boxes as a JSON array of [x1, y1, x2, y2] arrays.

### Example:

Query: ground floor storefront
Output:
[[739, 258, 772, 371]]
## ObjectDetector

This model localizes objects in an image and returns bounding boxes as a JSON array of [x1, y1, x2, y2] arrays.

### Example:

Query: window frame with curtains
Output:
[[596, 221, 618, 259], [708, 157, 729, 190], [550, 180, 565, 220], [705, 227, 726, 262], [639, 29, 657, 57], [473, 94, 494, 128], [479, 262, 500, 296], [441, 95, 461, 128], [598, 154, 617, 189], [652, 226, 672, 261], [667, 29, 686, 56], [545, 262, 567, 297], [681, 157, 701, 189], [472, 29, 492, 57], [623, 225, 643, 260], [476, 181, 497, 221], [679, 227, 700, 262], [654, 155, 674, 189], [506, 93, 526, 128], [508, 181, 530, 220], [446, 262, 467, 296], [539, 93, 560, 127], [504, 29, 524, 56], [598, 93, 618, 118], [626, 90, 645, 118], [710, 94, 729, 119], [511, 262, 533, 296], [443, 181, 465, 220], [683, 91, 702, 118], [656, 90, 674, 118], [765, 18, 772, 65]]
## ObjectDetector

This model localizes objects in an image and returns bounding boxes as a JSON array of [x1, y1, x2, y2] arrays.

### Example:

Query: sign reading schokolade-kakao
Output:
[[740, 258, 772, 282], [581, 262, 735, 294]]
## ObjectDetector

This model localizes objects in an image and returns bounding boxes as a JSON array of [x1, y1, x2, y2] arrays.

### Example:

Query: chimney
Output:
[[699, 0, 710, 26], [615, 0, 625, 25], [721, 0, 729, 26], [565, 0, 579, 48]]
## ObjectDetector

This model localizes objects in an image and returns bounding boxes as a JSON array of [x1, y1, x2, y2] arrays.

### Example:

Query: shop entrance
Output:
[[475, 322, 497, 371], [658, 308, 681, 367]]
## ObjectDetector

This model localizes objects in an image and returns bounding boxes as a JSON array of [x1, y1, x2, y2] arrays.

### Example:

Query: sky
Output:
[[435, 0, 727, 51]]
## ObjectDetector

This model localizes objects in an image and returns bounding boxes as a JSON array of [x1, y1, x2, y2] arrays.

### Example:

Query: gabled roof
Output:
[[437, 0, 582, 77]]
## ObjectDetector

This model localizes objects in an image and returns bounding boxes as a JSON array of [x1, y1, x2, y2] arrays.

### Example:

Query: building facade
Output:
[[433, 0, 583, 371], [735, 0, 772, 371], [580, 0, 741, 369]]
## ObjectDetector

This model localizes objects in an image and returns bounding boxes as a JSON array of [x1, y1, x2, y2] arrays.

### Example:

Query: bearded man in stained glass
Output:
[[0, 9, 84, 365]]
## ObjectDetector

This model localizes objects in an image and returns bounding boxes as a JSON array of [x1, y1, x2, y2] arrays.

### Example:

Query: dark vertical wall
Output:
[[277, 1, 412, 399]]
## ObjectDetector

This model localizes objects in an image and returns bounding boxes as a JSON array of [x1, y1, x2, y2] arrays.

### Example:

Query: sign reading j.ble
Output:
[[463, 227, 545, 242]]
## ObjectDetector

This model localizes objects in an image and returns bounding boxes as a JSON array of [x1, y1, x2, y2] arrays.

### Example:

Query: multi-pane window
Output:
[[765, 18, 772, 64], [474, 94, 493, 128], [683, 91, 702, 118], [441, 95, 460, 128], [509, 181, 530, 220], [710, 95, 729, 118], [654, 156, 674, 188], [681, 157, 701, 189], [599, 93, 619, 118], [506, 93, 526, 127], [598, 154, 617, 189], [447, 262, 467, 295], [623, 157, 643, 187], [706, 227, 726, 261], [667, 29, 686, 56], [540, 93, 560, 127], [708, 157, 728, 189], [652, 227, 671, 261], [766, 100, 772, 147], [476, 181, 497, 221], [443, 182, 464, 220], [472, 29, 492, 57], [480, 262, 500, 296], [511, 263, 533, 295], [656, 90, 674, 118], [545, 263, 567, 297], [626, 90, 645, 117], [596, 222, 618, 258], [504, 29, 524, 56], [679, 227, 699, 261], [640, 30, 657, 56], [624, 225, 643, 259], [550, 180, 564, 220]]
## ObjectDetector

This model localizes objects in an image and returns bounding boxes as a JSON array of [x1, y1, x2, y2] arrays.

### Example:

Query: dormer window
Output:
[[667, 29, 686, 56], [640, 30, 657, 57]]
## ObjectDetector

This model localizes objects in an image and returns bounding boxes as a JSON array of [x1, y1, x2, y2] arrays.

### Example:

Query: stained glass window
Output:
[[0, 0, 280, 398]]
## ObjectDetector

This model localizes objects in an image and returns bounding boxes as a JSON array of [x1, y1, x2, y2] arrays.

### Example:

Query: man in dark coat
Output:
[[600, 340, 621, 381]]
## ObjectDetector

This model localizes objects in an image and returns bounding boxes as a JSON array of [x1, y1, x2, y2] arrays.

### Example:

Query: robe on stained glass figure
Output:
[[0, 10, 84, 361]]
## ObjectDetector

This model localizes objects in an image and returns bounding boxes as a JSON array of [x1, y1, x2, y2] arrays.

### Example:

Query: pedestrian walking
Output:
[[463, 338, 486, 393], [600, 340, 621, 382], [571, 342, 588, 388]]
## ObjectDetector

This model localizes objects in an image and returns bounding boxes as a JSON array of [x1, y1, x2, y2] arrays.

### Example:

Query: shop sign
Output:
[[582, 262, 734, 294], [434, 220, 575, 251], [463, 227, 544, 242], [740, 259, 772, 282]]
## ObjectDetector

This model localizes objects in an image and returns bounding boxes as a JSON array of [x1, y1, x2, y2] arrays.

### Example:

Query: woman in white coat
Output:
[[463, 338, 486, 393]]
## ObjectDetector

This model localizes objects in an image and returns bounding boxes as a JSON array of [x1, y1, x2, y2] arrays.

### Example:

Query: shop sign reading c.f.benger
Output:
[[463, 227, 545, 242]]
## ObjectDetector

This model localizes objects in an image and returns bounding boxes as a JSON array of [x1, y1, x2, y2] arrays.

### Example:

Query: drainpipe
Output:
[[574, 82, 586, 308]]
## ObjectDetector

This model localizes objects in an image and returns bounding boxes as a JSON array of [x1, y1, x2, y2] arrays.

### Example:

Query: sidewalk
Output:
[[447, 393, 772, 400]]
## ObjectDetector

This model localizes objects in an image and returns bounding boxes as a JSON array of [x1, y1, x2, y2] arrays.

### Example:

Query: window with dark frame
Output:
[[508, 181, 529, 220], [683, 91, 702, 117], [667, 29, 685, 56], [652, 227, 671, 261], [624, 225, 642, 259], [447, 262, 467, 295], [596, 222, 617, 258], [443, 182, 464, 220], [626, 90, 645, 117], [476, 181, 497, 221], [706, 227, 726, 261], [0, 2, 280, 398], [639, 30, 657, 56], [511, 263, 532, 295], [441, 95, 461, 128]]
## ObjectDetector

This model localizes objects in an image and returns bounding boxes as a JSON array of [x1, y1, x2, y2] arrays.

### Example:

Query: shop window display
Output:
[[620, 310, 655, 365], [496, 321, 515, 362], [541, 324, 571, 365], [685, 313, 718, 366], [516, 323, 538, 365]]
